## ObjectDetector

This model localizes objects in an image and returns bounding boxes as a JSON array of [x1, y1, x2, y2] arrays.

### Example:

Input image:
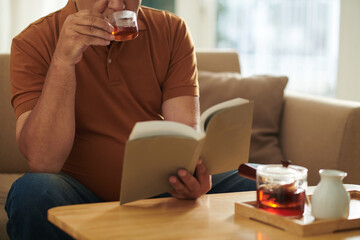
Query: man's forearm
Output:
[[16, 6, 116, 172], [18, 58, 76, 173]]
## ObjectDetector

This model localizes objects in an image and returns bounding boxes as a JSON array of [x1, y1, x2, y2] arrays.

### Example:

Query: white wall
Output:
[[0, 0, 67, 53], [175, 0, 217, 49], [336, 0, 360, 101], [0, 0, 11, 53]]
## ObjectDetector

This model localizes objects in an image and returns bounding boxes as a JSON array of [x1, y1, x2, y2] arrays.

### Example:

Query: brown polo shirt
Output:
[[10, 0, 198, 201]]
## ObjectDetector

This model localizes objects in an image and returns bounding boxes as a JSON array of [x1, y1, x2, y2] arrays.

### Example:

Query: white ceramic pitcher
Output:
[[311, 169, 350, 219]]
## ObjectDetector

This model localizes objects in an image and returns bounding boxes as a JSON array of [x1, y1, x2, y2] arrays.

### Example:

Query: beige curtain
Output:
[[0, 0, 68, 53]]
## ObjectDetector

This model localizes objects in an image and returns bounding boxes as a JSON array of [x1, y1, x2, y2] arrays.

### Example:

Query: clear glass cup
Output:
[[256, 164, 308, 217], [109, 10, 139, 41]]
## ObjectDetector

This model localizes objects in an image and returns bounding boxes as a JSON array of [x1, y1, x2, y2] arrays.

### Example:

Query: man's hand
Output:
[[53, 8, 114, 66], [168, 158, 212, 200]]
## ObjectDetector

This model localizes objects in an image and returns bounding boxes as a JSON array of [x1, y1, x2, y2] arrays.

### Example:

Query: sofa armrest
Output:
[[280, 92, 360, 186]]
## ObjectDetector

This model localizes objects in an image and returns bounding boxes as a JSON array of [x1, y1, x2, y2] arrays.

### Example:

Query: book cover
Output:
[[120, 98, 254, 204]]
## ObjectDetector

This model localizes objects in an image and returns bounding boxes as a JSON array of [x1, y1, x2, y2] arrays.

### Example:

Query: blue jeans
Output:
[[5, 170, 255, 239], [154, 169, 257, 198], [5, 172, 102, 240]]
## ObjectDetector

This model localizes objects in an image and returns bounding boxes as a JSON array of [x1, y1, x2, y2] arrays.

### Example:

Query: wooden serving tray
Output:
[[235, 190, 360, 236]]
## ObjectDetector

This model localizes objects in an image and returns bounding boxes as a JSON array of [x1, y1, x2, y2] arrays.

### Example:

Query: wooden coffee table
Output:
[[48, 185, 360, 240]]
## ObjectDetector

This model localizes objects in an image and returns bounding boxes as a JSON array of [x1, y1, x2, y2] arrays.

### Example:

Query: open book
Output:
[[120, 98, 254, 204]]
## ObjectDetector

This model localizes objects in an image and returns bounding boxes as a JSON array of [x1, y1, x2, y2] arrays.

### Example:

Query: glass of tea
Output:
[[256, 164, 308, 217], [109, 10, 139, 41]]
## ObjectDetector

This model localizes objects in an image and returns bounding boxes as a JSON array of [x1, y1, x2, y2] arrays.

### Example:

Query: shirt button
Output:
[[108, 59, 112, 64]]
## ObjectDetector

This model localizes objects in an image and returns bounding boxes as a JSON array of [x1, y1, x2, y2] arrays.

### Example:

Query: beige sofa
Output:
[[1, 51, 360, 239]]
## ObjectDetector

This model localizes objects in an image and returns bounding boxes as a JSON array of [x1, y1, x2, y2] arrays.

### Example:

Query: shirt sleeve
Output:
[[10, 32, 51, 119], [161, 16, 199, 102]]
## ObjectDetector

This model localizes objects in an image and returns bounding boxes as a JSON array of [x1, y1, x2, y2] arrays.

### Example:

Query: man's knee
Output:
[[5, 173, 69, 214], [5, 173, 75, 239]]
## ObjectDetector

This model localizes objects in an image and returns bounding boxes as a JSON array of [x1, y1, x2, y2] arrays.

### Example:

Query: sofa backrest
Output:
[[0, 54, 28, 173], [196, 49, 241, 73]]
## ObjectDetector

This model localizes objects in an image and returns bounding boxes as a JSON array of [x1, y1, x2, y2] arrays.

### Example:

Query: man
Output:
[[6, 0, 255, 239]]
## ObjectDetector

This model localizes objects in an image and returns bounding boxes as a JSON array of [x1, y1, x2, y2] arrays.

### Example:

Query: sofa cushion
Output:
[[0, 174, 23, 205], [0, 173, 23, 240], [198, 71, 288, 164], [0, 54, 29, 172]]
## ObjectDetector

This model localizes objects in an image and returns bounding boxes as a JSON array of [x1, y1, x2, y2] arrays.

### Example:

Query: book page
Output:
[[201, 101, 254, 174], [129, 120, 204, 141], [200, 98, 249, 133]]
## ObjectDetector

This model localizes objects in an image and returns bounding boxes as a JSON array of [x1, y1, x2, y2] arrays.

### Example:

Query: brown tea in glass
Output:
[[112, 26, 139, 41], [256, 165, 308, 217], [109, 10, 139, 42], [257, 185, 306, 216]]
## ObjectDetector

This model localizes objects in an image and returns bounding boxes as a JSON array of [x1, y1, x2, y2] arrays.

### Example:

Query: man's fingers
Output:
[[168, 159, 212, 200], [72, 13, 113, 33], [169, 175, 191, 197], [55, 8, 114, 65], [196, 158, 212, 191], [66, 12, 114, 42], [177, 169, 200, 193], [75, 25, 114, 41], [72, 33, 111, 46]]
